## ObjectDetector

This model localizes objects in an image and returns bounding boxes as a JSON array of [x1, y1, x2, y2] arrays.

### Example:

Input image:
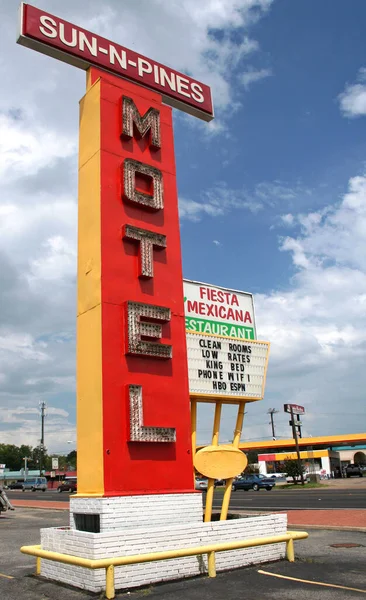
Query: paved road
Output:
[[1, 509, 366, 599], [7, 490, 71, 504], [7, 488, 366, 510], [212, 488, 366, 511]]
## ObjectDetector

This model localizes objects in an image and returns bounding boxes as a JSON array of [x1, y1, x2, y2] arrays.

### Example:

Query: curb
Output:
[[288, 524, 366, 533]]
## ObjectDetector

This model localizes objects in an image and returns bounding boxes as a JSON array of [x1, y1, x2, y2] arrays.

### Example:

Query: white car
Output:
[[285, 474, 310, 484], [195, 478, 208, 491], [22, 477, 47, 492]]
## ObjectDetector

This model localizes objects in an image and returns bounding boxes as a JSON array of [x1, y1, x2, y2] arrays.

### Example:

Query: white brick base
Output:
[[40, 494, 287, 592], [69, 492, 203, 532]]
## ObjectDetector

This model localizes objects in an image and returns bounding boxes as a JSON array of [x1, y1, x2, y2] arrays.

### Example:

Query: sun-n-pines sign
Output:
[[17, 3, 213, 121], [17, 3, 214, 497]]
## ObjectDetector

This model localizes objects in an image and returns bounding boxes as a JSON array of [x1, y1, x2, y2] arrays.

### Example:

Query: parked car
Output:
[[286, 474, 310, 484], [57, 479, 77, 493], [8, 481, 24, 490], [232, 474, 276, 492], [195, 477, 208, 491], [214, 479, 226, 487], [22, 477, 47, 492], [345, 464, 364, 478]]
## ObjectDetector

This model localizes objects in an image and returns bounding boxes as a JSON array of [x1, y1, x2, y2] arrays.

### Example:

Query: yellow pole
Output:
[[204, 401, 222, 523], [191, 399, 197, 458], [233, 402, 246, 448], [286, 538, 295, 562], [36, 557, 41, 576], [207, 551, 216, 577], [20, 531, 308, 569], [211, 401, 222, 446], [105, 564, 115, 599], [220, 401, 246, 521]]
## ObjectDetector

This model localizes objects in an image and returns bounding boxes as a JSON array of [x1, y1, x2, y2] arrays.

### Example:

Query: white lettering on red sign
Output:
[[18, 4, 213, 121]]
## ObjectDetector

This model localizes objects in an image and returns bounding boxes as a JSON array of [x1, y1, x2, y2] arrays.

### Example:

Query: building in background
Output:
[[238, 434, 366, 477]]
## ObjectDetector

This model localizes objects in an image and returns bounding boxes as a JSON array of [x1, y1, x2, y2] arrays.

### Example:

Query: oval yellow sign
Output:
[[194, 445, 247, 479]]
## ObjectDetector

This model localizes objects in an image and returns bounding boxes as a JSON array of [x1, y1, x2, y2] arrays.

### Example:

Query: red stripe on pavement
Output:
[[283, 509, 366, 528], [12, 499, 68, 510]]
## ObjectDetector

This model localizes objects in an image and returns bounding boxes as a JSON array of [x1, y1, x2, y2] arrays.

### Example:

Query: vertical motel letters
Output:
[[123, 96, 175, 442]]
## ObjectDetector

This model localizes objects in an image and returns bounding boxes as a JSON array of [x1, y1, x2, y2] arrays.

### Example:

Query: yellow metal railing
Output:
[[21, 530, 308, 599]]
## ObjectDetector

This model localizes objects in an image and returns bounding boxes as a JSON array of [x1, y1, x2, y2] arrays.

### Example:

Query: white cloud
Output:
[[179, 180, 310, 222], [250, 173, 366, 439], [240, 67, 272, 89], [280, 213, 295, 226], [0, 405, 75, 452], [0, 113, 76, 181], [0, 333, 49, 363], [338, 67, 366, 117], [30, 235, 77, 282], [179, 196, 225, 221]]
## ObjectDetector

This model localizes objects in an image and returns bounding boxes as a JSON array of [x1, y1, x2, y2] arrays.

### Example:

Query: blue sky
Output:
[[1, 0, 366, 452], [177, 0, 366, 292]]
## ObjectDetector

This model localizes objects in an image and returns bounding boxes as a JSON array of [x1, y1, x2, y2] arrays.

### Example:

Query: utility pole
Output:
[[267, 408, 279, 440], [296, 413, 302, 438], [39, 402, 46, 476], [290, 405, 305, 486], [22, 456, 31, 481]]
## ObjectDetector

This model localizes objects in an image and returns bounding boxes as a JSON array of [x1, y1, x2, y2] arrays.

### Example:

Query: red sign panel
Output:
[[284, 404, 305, 415], [76, 68, 195, 495], [17, 3, 214, 122]]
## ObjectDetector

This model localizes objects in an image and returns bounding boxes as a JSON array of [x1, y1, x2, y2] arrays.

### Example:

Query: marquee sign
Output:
[[184, 279, 256, 341], [187, 333, 269, 402], [17, 3, 213, 121], [284, 404, 305, 415]]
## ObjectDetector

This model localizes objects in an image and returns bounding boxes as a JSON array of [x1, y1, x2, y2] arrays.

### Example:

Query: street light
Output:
[[22, 457, 32, 481]]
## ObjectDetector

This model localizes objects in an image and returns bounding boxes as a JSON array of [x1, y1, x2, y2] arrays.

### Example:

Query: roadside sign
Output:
[[17, 4, 213, 121], [50, 471, 56, 478], [184, 279, 256, 341], [284, 403, 305, 415], [52, 458, 59, 470], [187, 333, 269, 402]]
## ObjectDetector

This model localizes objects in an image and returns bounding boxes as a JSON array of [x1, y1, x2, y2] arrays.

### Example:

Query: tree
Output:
[[0, 444, 33, 470], [242, 450, 259, 475], [66, 450, 77, 470], [246, 451, 258, 465], [31, 446, 51, 473], [283, 459, 305, 484], [0, 444, 77, 474]]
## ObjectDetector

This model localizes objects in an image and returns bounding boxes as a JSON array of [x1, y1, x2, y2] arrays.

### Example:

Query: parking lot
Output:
[[1, 508, 366, 599]]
